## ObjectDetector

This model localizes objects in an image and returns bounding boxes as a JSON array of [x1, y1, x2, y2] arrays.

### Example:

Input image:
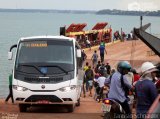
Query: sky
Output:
[[0, 0, 159, 11]]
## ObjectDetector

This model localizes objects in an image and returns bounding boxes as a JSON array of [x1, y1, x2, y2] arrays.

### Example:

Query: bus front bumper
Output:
[[13, 88, 78, 105]]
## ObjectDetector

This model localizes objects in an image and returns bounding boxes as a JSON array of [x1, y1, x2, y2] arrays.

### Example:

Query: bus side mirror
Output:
[[77, 49, 81, 58], [8, 52, 13, 60]]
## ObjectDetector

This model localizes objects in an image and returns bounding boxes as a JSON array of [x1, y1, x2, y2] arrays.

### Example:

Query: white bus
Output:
[[8, 36, 83, 112]]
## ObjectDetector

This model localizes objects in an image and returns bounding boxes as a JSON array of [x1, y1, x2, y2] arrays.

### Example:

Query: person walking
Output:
[[135, 62, 158, 119], [93, 73, 100, 100], [105, 62, 111, 75], [98, 62, 107, 77], [96, 72, 106, 102], [5, 73, 14, 103], [85, 66, 94, 97], [99, 41, 107, 63], [83, 62, 89, 71], [82, 62, 89, 97], [85, 36, 91, 50], [82, 50, 87, 62], [91, 50, 98, 69], [95, 60, 101, 73]]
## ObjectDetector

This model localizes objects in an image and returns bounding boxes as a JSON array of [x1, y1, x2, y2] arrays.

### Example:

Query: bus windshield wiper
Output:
[[18, 64, 45, 75], [39, 65, 68, 75]]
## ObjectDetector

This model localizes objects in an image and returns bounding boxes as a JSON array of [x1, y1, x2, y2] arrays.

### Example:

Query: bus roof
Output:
[[18, 35, 81, 49], [20, 35, 75, 42]]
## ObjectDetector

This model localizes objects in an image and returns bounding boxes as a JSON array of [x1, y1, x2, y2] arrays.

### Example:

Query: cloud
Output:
[[128, 1, 159, 11], [0, 0, 159, 11], [141, 2, 158, 11], [128, 2, 141, 11]]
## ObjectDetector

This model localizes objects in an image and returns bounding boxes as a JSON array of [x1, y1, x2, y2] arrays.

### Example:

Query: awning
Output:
[[92, 22, 108, 30], [66, 23, 87, 33]]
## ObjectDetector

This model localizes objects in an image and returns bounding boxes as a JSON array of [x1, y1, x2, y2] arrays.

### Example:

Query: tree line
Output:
[[96, 9, 160, 17]]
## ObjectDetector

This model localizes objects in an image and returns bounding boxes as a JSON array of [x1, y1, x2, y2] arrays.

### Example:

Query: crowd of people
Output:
[[82, 59, 160, 119], [113, 30, 138, 42], [81, 41, 160, 119]]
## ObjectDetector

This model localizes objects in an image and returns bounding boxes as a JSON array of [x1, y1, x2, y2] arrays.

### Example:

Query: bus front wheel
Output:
[[76, 98, 80, 106], [19, 104, 27, 112], [67, 104, 75, 112]]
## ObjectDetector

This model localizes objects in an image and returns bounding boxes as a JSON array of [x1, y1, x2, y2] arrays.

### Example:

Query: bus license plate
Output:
[[102, 103, 111, 112], [37, 100, 49, 104]]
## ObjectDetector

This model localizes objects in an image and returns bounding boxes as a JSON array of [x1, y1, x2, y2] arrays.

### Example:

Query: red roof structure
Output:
[[66, 23, 87, 33], [92, 22, 108, 30]]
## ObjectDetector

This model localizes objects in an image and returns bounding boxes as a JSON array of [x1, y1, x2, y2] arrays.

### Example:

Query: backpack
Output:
[[120, 75, 129, 98], [99, 66, 106, 75], [85, 69, 93, 80]]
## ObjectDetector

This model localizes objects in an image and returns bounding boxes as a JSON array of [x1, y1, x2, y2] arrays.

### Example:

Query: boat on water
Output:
[[61, 22, 112, 48]]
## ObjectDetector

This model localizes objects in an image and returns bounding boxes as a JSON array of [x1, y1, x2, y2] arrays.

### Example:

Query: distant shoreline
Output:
[[0, 8, 160, 17], [96, 9, 160, 17]]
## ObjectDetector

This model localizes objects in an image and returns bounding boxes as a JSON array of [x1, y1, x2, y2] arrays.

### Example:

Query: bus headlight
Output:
[[59, 85, 76, 92], [13, 85, 28, 91]]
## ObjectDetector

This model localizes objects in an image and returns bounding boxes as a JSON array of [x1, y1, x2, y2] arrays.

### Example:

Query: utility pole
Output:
[[140, 16, 143, 28]]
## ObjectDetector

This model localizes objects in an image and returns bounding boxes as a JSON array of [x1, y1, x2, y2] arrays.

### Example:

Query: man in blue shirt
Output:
[[105, 61, 132, 119], [99, 42, 107, 63], [135, 62, 158, 119]]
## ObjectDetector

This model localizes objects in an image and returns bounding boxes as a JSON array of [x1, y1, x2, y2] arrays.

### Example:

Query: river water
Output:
[[0, 12, 160, 98]]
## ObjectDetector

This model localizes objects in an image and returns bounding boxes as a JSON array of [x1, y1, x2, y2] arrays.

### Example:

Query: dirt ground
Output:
[[0, 95, 102, 119], [0, 95, 137, 119], [84, 40, 160, 70]]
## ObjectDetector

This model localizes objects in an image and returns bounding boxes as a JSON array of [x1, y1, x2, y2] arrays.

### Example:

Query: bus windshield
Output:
[[15, 39, 74, 74]]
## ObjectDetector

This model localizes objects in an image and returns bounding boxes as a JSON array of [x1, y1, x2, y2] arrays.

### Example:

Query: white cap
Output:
[[141, 62, 157, 74]]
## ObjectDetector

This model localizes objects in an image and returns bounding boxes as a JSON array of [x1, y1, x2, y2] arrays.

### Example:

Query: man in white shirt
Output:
[[97, 73, 106, 102], [85, 36, 91, 50], [125, 72, 134, 85]]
